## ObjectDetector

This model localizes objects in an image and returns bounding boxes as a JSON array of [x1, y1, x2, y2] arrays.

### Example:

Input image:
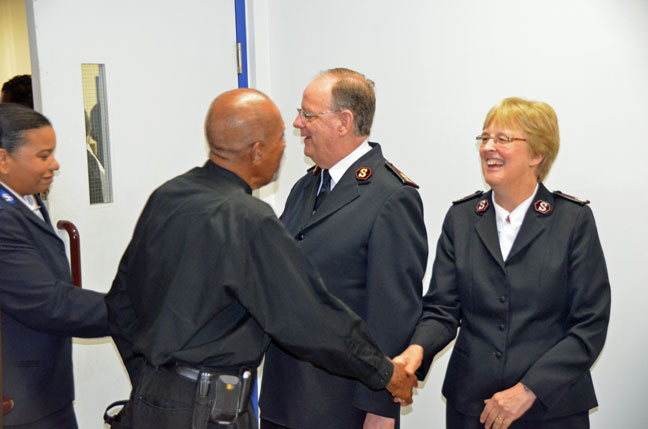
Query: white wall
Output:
[[13, 1, 645, 427], [25, 1, 237, 426], [250, 0, 648, 427]]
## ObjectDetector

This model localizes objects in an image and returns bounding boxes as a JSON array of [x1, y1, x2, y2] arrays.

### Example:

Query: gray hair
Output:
[[322, 68, 375, 137]]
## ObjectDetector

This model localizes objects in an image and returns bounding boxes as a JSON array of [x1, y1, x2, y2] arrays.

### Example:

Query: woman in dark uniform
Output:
[[0, 104, 108, 428], [396, 97, 610, 429]]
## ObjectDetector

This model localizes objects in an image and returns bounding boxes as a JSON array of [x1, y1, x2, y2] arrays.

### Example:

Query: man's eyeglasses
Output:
[[476, 134, 527, 146], [297, 108, 340, 122]]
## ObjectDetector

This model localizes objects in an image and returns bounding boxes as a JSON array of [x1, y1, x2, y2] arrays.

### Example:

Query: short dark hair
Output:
[[1, 74, 33, 109], [0, 103, 51, 154], [322, 68, 375, 137]]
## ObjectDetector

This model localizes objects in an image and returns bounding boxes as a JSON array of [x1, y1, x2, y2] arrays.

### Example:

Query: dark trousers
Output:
[[261, 417, 370, 429], [446, 404, 589, 429], [261, 413, 396, 429], [4, 402, 78, 429], [260, 420, 289, 429], [116, 364, 257, 429]]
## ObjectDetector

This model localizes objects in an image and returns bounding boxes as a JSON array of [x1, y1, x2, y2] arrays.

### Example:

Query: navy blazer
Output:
[[0, 185, 108, 425], [411, 184, 611, 420], [260, 143, 428, 428]]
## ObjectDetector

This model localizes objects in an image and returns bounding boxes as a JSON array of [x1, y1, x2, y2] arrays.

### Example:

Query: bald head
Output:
[[205, 88, 281, 160], [204, 88, 286, 190]]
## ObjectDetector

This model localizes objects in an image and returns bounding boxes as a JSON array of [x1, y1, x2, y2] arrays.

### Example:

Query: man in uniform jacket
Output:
[[104, 89, 416, 429], [0, 104, 108, 428], [260, 69, 428, 429]]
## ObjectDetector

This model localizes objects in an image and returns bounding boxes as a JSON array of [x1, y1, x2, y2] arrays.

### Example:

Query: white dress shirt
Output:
[[318, 140, 371, 193], [492, 183, 539, 261]]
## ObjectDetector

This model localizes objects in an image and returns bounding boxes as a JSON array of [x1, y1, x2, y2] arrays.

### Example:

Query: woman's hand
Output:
[[479, 382, 536, 429]]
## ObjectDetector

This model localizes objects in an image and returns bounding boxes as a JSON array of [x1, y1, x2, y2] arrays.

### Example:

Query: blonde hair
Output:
[[483, 97, 559, 182]]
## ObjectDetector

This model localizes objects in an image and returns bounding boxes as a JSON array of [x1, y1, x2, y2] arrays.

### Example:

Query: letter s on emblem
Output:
[[533, 200, 552, 215], [476, 199, 490, 214], [355, 167, 372, 181]]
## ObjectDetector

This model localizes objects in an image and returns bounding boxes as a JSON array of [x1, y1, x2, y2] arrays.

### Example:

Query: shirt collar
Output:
[[326, 140, 371, 190], [492, 183, 539, 230], [0, 180, 42, 213], [204, 160, 252, 194]]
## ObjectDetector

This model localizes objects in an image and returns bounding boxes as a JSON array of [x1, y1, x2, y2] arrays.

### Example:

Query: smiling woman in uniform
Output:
[[396, 97, 611, 429], [0, 103, 108, 428]]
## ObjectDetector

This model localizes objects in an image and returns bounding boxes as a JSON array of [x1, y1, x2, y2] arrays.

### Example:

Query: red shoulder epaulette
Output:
[[553, 190, 590, 205], [384, 161, 419, 188], [453, 191, 484, 205]]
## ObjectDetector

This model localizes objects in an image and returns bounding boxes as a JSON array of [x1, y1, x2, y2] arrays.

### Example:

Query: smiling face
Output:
[[0, 126, 59, 196], [479, 120, 542, 196], [293, 76, 343, 168]]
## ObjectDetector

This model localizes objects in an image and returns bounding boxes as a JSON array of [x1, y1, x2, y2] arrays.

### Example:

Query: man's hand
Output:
[[363, 412, 395, 429], [385, 359, 417, 405], [480, 382, 536, 429], [391, 345, 423, 405]]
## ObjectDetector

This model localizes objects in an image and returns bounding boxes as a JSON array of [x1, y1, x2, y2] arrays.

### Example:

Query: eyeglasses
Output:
[[476, 134, 527, 146], [296, 108, 340, 122]]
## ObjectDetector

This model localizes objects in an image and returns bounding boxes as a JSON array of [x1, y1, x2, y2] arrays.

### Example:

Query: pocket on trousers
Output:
[[137, 392, 192, 412], [130, 365, 194, 428], [131, 396, 193, 429]]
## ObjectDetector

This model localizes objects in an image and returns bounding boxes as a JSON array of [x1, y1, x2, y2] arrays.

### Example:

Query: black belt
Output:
[[162, 362, 255, 426], [165, 363, 244, 382]]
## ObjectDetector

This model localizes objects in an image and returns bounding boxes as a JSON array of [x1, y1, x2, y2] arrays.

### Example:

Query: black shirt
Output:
[[105, 161, 392, 391]]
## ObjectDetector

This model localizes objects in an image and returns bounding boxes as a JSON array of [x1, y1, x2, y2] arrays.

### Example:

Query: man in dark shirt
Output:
[[105, 89, 415, 429], [0, 75, 33, 108]]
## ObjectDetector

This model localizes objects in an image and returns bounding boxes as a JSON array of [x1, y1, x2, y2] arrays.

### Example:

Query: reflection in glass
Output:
[[81, 64, 112, 204]]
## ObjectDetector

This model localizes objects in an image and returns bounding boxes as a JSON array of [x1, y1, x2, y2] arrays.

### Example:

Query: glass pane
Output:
[[81, 64, 112, 204]]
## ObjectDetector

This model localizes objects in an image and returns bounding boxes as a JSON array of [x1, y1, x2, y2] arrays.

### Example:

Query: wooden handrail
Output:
[[1, 307, 2, 426], [0, 220, 82, 424], [1, 308, 14, 423], [2, 395, 14, 418], [56, 220, 82, 288]]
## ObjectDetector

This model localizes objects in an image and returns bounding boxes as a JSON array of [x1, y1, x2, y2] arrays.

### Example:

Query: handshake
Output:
[[385, 345, 424, 405]]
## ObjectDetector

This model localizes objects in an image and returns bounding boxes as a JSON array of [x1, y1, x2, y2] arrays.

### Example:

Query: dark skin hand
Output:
[[386, 359, 418, 405], [392, 345, 423, 406]]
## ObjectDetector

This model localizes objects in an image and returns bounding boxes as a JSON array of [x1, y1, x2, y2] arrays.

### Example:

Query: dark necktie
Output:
[[314, 169, 331, 211]]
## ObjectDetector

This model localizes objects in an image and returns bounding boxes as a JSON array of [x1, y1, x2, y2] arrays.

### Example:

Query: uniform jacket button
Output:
[[499, 295, 507, 303], [494, 351, 502, 359], [297, 233, 305, 240]]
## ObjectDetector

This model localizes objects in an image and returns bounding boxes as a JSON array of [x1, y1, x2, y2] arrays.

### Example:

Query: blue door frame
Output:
[[235, 0, 248, 89], [234, 0, 257, 417]]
